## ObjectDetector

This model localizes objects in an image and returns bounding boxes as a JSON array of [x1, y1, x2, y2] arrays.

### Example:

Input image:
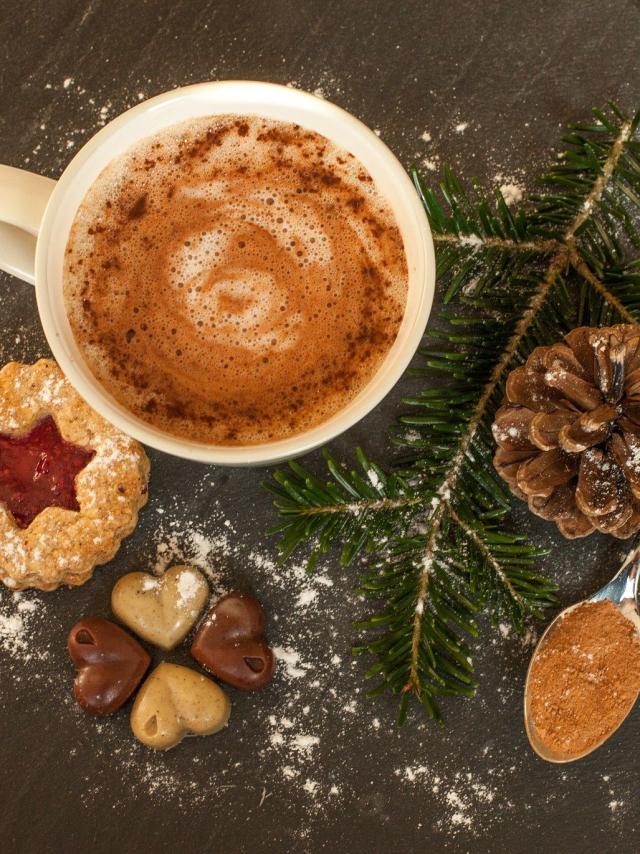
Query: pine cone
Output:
[[492, 324, 640, 539]]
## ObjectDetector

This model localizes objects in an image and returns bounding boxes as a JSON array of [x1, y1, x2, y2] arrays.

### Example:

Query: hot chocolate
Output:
[[63, 115, 408, 445]]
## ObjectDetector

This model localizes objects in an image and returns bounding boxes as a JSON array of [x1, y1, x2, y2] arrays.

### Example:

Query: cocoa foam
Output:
[[63, 115, 408, 445]]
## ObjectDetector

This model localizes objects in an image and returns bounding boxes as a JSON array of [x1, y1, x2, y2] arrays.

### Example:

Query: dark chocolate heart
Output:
[[68, 617, 151, 715], [190, 592, 275, 690]]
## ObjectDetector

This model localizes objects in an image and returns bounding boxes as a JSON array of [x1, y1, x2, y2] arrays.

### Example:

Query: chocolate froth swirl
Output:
[[64, 116, 408, 445]]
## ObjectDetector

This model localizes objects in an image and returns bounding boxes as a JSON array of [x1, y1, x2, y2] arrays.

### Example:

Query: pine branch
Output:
[[599, 258, 640, 318], [413, 166, 560, 302], [265, 448, 427, 570], [530, 104, 636, 238], [354, 500, 553, 723], [568, 251, 638, 325], [265, 100, 640, 725], [449, 506, 556, 624], [532, 103, 640, 300]]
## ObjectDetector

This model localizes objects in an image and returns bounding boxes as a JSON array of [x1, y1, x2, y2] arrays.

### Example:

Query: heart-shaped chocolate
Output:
[[68, 617, 150, 715], [111, 565, 209, 650], [190, 592, 275, 690], [130, 662, 230, 750]]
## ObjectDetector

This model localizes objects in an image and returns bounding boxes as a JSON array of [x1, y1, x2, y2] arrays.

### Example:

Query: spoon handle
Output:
[[590, 541, 640, 630], [619, 544, 640, 602]]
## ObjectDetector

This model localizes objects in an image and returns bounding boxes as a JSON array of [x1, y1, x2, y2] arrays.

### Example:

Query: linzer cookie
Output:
[[0, 359, 149, 591]]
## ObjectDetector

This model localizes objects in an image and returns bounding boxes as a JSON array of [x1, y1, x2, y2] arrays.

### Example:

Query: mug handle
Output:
[[0, 165, 56, 285]]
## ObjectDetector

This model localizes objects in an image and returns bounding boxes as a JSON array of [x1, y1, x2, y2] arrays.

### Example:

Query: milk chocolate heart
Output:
[[68, 617, 150, 715], [190, 592, 275, 690], [111, 565, 209, 650], [130, 662, 230, 750]]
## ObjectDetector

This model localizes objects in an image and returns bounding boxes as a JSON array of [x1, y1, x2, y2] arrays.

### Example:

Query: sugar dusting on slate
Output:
[[0, 594, 45, 660]]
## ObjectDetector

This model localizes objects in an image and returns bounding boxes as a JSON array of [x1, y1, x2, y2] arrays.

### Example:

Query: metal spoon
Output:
[[524, 542, 640, 763]]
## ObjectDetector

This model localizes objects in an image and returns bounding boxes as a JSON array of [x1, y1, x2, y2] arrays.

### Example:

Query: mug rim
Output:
[[35, 81, 435, 465]]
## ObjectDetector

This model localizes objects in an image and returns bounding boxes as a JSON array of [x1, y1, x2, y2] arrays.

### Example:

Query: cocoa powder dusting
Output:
[[527, 600, 640, 757]]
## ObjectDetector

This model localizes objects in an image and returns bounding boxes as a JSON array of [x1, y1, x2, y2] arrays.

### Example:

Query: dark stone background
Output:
[[1, 1, 639, 852]]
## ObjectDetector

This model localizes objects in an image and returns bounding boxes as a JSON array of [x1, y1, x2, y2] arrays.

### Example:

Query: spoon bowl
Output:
[[524, 543, 640, 763]]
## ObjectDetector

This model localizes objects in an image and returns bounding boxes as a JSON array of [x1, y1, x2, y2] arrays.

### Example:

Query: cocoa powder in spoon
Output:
[[527, 599, 640, 758]]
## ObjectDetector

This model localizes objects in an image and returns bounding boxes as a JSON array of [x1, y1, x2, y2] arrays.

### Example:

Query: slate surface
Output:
[[0, 2, 639, 852]]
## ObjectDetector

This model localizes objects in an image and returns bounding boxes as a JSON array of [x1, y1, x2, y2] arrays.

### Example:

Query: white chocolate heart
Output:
[[111, 565, 209, 650], [130, 662, 230, 750]]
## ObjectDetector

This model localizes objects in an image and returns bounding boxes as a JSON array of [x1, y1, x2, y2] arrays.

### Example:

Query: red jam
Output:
[[0, 416, 95, 528]]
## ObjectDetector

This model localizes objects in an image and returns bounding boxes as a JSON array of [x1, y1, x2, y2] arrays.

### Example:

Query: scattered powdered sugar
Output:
[[397, 755, 507, 835], [248, 548, 334, 611], [493, 172, 525, 206], [295, 588, 318, 608], [459, 233, 483, 249], [0, 592, 49, 661], [176, 568, 202, 604], [401, 764, 429, 782], [273, 645, 311, 679], [291, 734, 320, 754], [303, 779, 319, 795], [499, 182, 524, 206], [421, 155, 440, 172], [493, 424, 522, 443], [626, 443, 640, 473], [409, 117, 533, 224], [0, 608, 27, 655], [498, 621, 538, 648], [598, 770, 632, 822], [366, 468, 382, 490]]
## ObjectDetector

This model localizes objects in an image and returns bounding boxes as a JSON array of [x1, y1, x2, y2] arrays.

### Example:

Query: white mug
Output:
[[0, 81, 435, 465]]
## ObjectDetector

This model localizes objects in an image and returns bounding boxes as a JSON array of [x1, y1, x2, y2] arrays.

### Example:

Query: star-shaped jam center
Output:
[[0, 416, 95, 528]]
